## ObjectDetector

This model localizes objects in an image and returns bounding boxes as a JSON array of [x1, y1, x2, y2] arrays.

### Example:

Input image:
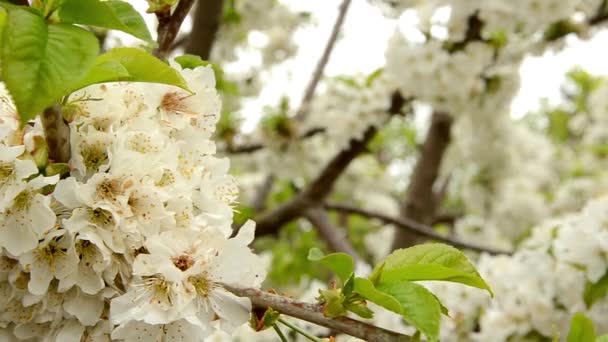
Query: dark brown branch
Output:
[[251, 92, 406, 236], [393, 111, 453, 250], [254, 126, 377, 236], [9, 0, 29, 5], [252, 174, 275, 213], [154, 0, 196, 59], [304, 207, 361, 260], [185, 0, 225, 59], [325, 203, 510, 255], [294, 0, 353, 121], [588, 0, 608, 25], [223, 285, 411, 342], [41, 105, 70, 164]]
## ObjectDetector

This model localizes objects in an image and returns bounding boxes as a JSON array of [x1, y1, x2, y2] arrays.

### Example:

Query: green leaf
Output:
[[1, 9, 99, 122], [372, 243, 493, 296], [365, 67, 384, 87], [597, 335, 608, 342], [58, 0, 152, 42], [73, 47, 189, 92], [319, 289, 347, 318], [174, 54, 209, 70], [307, 248, 354, 284], [353, 277, 402, 314], [0, 8, 7, 47], [584, 272, 608, 308], [567, 313, 596, 342], [377, 281, 442, 342]]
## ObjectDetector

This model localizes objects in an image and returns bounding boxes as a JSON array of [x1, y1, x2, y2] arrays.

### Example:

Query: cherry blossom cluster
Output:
[[0, 63, 266, 341]]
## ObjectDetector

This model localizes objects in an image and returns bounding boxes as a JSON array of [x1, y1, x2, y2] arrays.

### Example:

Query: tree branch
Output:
[[304, 207, 361, 260], [185, 0, 224, 59], [251, 92, 406, 236], [252, 174, 275, 213], [324, 203, 510, 255], [224, 127, 326, 154], [393, 111, 452, 250], [294, 0, 353, 121], [41, 105, 71, 164], [154, 0, 196, 59], [254, 126, 377, 236], [223, 285, 411, 342]]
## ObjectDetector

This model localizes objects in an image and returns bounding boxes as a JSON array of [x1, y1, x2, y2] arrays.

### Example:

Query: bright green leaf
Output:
[[584, 272, 608, 308], [377, 281, 442, 342], [353, 277, 402, 314], [307, 248, 354, 284], [0, 8, 7, 47], [174, 54, 209, 70], [1, 9, 99, 122], [567, 313, 596, 342], [319, 289, 347, 318], [372, 243, 493, 296], [73, 47, 189, 92], [597, 335, 608, 342], [59, 0, 152, 42], [365, 67, 384, 87]]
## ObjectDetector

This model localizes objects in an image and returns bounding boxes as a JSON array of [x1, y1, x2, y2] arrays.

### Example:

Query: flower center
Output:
[[189, 274, 214, 298], [88, 207, 115, 228], [160, 92, 196, 116], [12, 190, 34, 212], [172, 254, 195, 271], [81, 143, 108, 173], [0, 161, 14, 185]]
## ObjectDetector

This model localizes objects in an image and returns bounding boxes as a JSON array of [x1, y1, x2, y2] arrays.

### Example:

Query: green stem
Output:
[[273, 324, 289, 342], [278, 318, 323, 342]]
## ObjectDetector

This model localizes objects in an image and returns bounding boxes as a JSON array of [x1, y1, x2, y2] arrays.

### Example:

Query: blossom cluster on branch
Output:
[[0, 64, 266, 341]]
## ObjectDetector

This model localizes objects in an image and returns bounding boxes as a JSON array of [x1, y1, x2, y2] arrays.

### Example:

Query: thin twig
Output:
[[225, 127, 326, 154], [324, 202, 511, 255], [304, 207, 361, 260], [154, 0, 196, 59], [294, 0, 353, 121], [223, 285, 411, 342]]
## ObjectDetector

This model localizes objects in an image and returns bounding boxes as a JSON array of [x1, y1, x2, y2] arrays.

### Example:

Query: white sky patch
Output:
[[121, 0, 608, 128]]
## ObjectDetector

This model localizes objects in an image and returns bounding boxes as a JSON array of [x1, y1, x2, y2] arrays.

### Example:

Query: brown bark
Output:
[[41, 105, 71, 164], [185, 0, 225, 59], [154, 0, 196, 59], [325, 203, 510, 255], [223, 285, 411, 342], [392, 111, 453, 250], [304, 207, 361, 260]]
